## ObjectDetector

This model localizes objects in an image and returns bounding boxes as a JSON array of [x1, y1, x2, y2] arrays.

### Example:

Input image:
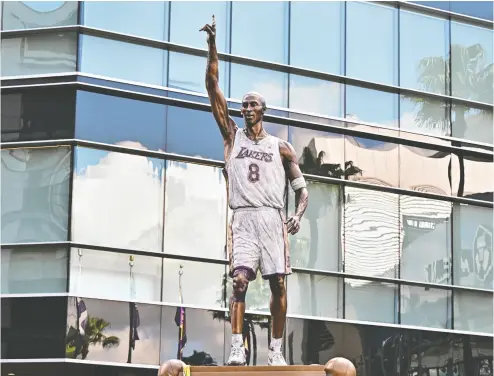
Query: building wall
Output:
[[1, 2, 493, 376]]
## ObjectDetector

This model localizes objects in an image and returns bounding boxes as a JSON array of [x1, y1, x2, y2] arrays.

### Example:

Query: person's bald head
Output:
[[241, 92, 267, 128]]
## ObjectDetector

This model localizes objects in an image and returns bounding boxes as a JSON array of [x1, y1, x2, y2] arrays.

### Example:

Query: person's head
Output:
[[241, 92, 267, 128]]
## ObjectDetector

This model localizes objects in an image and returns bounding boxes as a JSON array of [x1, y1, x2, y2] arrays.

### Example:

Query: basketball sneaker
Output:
[[268, 346, 287, 366], [226, 344, 246, 366]]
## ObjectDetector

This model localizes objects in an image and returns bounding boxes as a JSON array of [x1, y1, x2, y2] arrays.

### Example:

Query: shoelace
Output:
[[230, 346, 244, 358]]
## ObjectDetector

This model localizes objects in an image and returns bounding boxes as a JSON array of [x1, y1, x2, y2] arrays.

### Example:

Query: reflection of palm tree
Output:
[[66, 316, 120, 360], [299, 147, 363, 179]]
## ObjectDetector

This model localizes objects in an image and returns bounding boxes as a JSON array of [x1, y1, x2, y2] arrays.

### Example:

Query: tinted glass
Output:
[[165, 106, 224, 161], [170, 1, 229, 52], [450, 1, 494, 21], [400, 285, 452, 329], [163, 161, 227, 260], [231, 1, 288, 63], [80, 35, 167, 87], [66, 297, 161, 365], [83, 1, 169, 41], [1, 88, 76, 142], [451, 21, 493, 104], [162, 258, 226, 309], [2, 297, 66, 359], [1, 246, 68, 294], [454, 290, 493, 334], [69, 248, 162, 302], [452, 104, 493, 144], [400, 95, 450, 137], [288, 182, 341, 271], [160, 305, 225, 365], [1, 147, 71, 243], [289, 75, 343, 117], [71, 147, 165, 252], [288, 273, 342, 319], [289, 1, 343, 74], [453, 203, 493, 290], [1, 32, 77, 77], [346, 2, 398, 85], [400, 10, 449, 94], [451, 152, 494, 202], [75, 91, 167, 151], [2, 1, 77, 30], [400, 196, 452, 284]]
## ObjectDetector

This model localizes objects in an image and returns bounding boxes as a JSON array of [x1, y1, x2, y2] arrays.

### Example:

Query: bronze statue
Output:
[[201, 16, 309, 366]]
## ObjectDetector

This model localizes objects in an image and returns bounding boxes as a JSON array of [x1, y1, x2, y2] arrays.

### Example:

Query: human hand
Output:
[[199, 15, 216, 43], [286, 215, 301, 235]]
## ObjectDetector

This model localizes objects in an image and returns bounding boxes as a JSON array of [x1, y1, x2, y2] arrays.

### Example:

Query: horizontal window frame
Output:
[[1, 25, 492, 111]]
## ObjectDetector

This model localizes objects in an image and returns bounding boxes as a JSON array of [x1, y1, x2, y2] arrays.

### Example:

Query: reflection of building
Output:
[[1, 2, 493, 376]]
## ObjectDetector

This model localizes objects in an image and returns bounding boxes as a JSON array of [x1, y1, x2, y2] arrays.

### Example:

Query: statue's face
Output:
[[241, 93, 264, 128]]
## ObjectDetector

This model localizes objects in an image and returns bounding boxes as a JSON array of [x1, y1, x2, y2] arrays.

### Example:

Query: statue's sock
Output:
[[232, 334, 243, 347], [270, 337, 282, 352]]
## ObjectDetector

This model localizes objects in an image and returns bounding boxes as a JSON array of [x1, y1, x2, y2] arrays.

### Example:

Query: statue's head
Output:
[[241, 91, 267, 128]]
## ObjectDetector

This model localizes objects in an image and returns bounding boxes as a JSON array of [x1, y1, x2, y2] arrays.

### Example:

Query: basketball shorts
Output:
[[227, 207, 291, 281]]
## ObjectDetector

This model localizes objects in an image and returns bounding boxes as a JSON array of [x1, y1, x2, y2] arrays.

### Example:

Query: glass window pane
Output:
[[344, 187, 400, 279], [72, 147, 165, 252], [450, 1, 494, 22], [69, 248, 162, 302], [345, 279, 398, 324], [346, 2, 398, 85], [168, 52, 228, 95], [1, 88, 76, 143], [289, 75, 343, 117], [80, 35, 167, 87], [400, 10, 449, 94], [1, 32, 77, 77], [454, 290, 493, 333], [451, 152, 494, 202], [451, 21, 493, 104], [1, 247, 68, 294], [288, 273, 342, 319], [231, 1, 288, 63], [453, 204, 493, 290], [400, 95, 450, 137], [170, 1, 229, 52], [230, 64, 288, 108], [83, 1, 169, 41], [1, 147, 71, 243], [289, 1, 343, 74], [400, 285, 452, 329], [288, 182, 341, 271], [2, 1, 78, 30], [163, 162, 227, 260], [67, 297, 161, 365], [400, 196, 452, 284], [346, 85, 398, 128], [452, 105, 493, 144], [75, 91, 167, 151]]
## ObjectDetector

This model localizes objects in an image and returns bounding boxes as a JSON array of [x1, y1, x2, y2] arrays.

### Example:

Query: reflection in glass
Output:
[[399, 10, 449, 94], [344, 187, 400, 279], [1, 147, 71, 243], [231, 2, 288, 63], [400, 95, 450, 137], [72, 147, 165, 252], [160, 306, 225, 365], [1, 33, 77, 77], [399, 145, 452, 195], [289, 75, 343, 117], [170, 1, 229, 52], [289, 1, 344, 74], [288, 273, 342, 319], [454, 290, 493, 333], [66, 297, 160, 365], [1, 247, 68, 294], [453, 204, 493, 290], [69, 248, 161, 302], [346, 85, 398, 128], [2, 1, 77, 30], [230, 64, 288, 108], [400, 285, 451, 329], [163, 161, 227, 260], [162, 258, 225, 309], [288, 182, 341, 271], [75, 91, 167, 151], [452, 105, 493, 144], [451, 152, 493, 202], [83, 1, 169, 41], [400, 196, 452, 284], [451, 21, 493, 104], [80, 35, 167, 87], [346, 2, 398, 85]]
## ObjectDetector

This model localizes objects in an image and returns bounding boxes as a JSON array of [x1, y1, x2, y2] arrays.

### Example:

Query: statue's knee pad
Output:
[[232, 271, 249, 302]]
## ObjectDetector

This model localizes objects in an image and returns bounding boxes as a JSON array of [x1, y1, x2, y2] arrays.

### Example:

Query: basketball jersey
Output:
[[226, 128, 287, 210]]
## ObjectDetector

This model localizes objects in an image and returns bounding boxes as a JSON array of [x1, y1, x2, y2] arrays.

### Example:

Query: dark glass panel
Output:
[[454, 290, 493, 334]]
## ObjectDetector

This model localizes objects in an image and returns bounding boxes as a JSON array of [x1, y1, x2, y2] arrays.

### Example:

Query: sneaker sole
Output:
[[226, 361, 247, 366]]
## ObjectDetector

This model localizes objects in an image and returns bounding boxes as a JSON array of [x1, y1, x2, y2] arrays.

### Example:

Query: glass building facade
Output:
[[1, 1, 493, 375]]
